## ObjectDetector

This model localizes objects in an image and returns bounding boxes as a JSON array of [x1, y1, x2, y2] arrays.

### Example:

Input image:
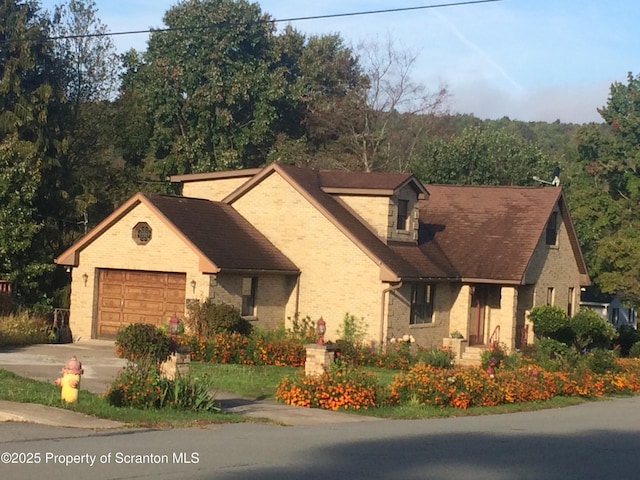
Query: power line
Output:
[[47, 0, 502, 41]]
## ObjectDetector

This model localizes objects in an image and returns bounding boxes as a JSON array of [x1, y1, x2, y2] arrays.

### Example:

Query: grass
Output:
[[190, 362, 300, 400], [0, 361, 606, 425], [0, 368, 244, 428]]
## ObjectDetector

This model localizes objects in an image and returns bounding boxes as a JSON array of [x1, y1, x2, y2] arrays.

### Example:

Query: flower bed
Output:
[[275, 359, 640, 411]]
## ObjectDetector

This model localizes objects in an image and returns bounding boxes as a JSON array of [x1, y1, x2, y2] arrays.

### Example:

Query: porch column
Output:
[[499, 286, 518, 350], [448, 285, 471, 339]]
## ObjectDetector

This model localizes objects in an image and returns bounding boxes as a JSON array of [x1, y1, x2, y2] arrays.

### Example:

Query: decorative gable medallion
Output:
[[132, 222, 152, 245]]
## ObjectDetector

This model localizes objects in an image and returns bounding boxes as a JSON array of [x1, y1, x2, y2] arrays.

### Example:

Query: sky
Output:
[[38, 0, 640, 124]]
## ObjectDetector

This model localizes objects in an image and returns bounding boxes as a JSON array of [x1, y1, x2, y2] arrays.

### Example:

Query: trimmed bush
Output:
[[185, 300, 252, 338], [529, 305, 574, 344], [115, 323, 173, 363], [569, 309, 616, 352]]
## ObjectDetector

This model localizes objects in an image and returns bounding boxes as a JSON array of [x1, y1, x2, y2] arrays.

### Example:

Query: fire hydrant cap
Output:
[[63, 356, 83, 375]]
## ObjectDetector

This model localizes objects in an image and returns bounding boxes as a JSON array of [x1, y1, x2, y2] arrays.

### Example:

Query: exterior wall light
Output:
[[82, 273, 88, 286]]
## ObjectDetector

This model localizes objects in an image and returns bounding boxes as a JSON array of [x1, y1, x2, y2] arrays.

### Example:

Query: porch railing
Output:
[[488, 325, 500, 345]]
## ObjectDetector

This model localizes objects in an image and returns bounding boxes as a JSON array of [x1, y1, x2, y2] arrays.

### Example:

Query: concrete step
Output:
[[455, 346, 486, 367]]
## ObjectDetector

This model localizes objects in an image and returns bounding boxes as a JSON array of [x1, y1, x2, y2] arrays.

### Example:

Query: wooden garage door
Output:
[[96, 269, 186, 339]]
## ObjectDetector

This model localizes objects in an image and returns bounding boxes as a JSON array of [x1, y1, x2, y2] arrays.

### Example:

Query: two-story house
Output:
[[55, 163, 590, 355]]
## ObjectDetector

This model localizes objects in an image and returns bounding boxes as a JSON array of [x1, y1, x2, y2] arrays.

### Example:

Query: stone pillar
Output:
[[442, 337, 468, 360], [304, 344, 336, 376]]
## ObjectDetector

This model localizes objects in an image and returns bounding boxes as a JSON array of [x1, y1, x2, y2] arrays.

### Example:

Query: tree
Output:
[[412, 126, 552, 186], [0, 0, 65, 306], [122, 0, 285, 177], [49, 0, 124, 240], [0, 135, 50, 302], [571, 72, 640, 303], [347, 37, 448, 172], [50, 0, 118, 103]]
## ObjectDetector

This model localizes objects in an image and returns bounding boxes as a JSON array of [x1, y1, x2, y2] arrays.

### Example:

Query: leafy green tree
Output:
[[0, 0, 65, 305], [123, 0, 285, 177], [412, 126, 552, 185], [0, 135, 51, 302], [571, 73, 640, 302]]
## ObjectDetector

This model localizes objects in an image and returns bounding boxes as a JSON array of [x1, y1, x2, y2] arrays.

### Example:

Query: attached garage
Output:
[[95, 269, 186, 339], [55, 192, 299, 341]]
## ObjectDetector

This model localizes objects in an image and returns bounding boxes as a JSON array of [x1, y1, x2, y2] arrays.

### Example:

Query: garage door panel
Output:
[[100, 297, 122, 309], [100, 283, 123, 296], [166, 289, 186, 301], [102, 270, 126, 281], [124, 286, 165, 301], [122, 313, 165, 326], [96, 269, 186, 339], [125, 271, 165, 284], [124, 299, 164, 312]]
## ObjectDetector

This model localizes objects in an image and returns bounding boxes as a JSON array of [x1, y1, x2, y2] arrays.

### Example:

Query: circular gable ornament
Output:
[[133, 222, 152, 245]]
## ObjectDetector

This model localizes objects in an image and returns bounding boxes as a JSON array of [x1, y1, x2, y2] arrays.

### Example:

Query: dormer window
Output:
[[397, 200, 409, 230]]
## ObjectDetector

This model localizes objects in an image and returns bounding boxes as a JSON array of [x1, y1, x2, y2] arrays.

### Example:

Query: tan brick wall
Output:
[[491, 287, 517, 350], [449, 285, 471, 338], [207, 273, 294, 330], [182, 177, 249, 201], [336, 195, 390, 239], [387, 283, 457, 349], [231, 172, 385, 344], [69, 202, 202, 340], [524, 207, 583, 315]]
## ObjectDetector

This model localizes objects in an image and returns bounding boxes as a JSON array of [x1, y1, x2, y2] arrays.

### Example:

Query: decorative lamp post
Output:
[[316, 317, 326, 345], [169, 313, 180, 341]]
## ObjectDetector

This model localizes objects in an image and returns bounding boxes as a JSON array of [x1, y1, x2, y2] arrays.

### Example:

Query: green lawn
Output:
[[0, 362, 590, 425]]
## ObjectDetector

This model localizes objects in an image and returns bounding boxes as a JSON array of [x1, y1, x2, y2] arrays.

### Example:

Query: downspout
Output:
[[294, 274, 301, 321], [380, 281, 403, 352]]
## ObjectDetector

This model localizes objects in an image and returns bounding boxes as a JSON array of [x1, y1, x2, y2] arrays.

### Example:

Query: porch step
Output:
[[455, 346, 485, 367]]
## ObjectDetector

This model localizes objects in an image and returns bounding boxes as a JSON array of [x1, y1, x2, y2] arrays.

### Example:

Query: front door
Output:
[[469, 285, 488, 346]]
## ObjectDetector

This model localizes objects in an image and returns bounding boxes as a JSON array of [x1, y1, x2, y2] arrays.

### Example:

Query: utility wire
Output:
[[46, 0, 502, 41]]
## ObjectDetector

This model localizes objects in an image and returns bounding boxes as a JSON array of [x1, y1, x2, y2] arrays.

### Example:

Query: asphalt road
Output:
[[1, 395, 639, 480]]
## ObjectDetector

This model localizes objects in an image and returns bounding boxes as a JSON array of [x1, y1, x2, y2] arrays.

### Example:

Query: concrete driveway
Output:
[[0, 341, 125, 395]]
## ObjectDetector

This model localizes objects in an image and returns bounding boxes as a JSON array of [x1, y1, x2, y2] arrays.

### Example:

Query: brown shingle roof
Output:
[[146, 194, 298, 274], [251, 164, 455, 280], [421, 185, 564, 282]]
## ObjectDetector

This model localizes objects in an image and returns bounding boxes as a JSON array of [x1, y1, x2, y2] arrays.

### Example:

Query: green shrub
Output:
[[105, 360, 219, 411], [337, 313, 367, 346], [629, 341, 640, 358], [287, 315, 317, 344], [532, 337, 579, 371], [115, 323, 172, 363], [185, 299, 252, 338], [569, 309, 616, 352], [529, 305, 574, 344], [0, 312, 52, 346], [615, 325, 640, 357], [584, 348, 619, 374], [414, 347, 454, 369], [481, 342, 507, 369]]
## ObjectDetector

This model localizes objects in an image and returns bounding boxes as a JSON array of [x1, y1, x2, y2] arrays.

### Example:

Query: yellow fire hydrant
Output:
[[54, 356, 84, 403]]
